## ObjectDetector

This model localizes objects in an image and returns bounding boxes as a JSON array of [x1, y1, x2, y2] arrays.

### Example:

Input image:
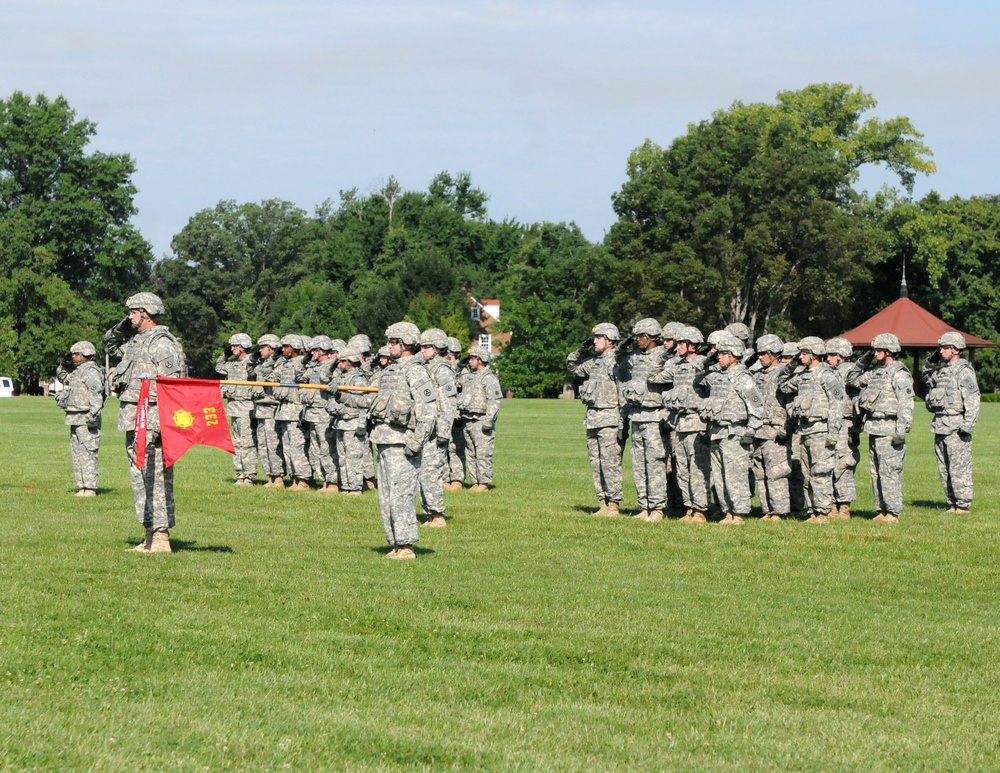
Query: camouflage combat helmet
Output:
[[384, 321, 421, 346], [707, 330, 728, 347], [227, 333, 253, 349], [377, 345, 391, 358], [797, 336, 827, 356], [871, 333, 901, 354], [938, 331, 966, 350], [125, 292, 165, 315], [329, 339, 347, 352], [70, 340, 97, 357], [825, 337, 853, 358], [632, 318, 661, 337], [280, 334, 305, 351], [257, 334, 281, 349], [420, 327, 448, 347], [676, 326, 704, 345], [308, 335, 333, 351], [725, 322, 751, 344], [338, 345, 362, 364], [716, 337, 745, 357], [660, 321, 685, 341], [468, 345, 492, 363], [446, 337, 462, 355], [592, 322, 620, 341], [781, 342, 799, 358], [348, 334, 372, 353], [755, 334, 784, 354]]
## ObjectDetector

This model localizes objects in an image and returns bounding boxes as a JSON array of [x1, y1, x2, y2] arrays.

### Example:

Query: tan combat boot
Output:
[[76, 488, 97, 497], [635, 509, 650, 521], [388, 545, 416, 560], [689, 511, 708, 523], [290, 478, 311, 492], [646, 509, 664, 523], [128, 528, 153, 552], [594, 499, 609, 516], [149, 529, 172, 553], [679, 509, 693, 522], [425, 514, 446, 528], [364, 479, 377, 491], [605, 501, 620, 517], [319, 481, 340, 494]]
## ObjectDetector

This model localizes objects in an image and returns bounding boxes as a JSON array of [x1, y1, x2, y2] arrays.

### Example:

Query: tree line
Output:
[[2, 84, 998, 395]]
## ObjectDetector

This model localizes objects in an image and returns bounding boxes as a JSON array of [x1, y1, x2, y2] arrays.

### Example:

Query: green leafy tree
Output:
[[607, 83, 936, 339]]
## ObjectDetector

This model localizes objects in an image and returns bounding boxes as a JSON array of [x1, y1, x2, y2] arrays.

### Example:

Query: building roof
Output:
[[837, 297, 994, 349]]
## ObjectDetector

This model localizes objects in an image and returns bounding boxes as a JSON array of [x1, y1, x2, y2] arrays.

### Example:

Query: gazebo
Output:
[[836, 281, 993, 388]]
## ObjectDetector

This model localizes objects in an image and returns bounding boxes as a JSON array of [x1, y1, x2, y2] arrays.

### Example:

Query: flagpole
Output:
[[140, 376, 378, 393]]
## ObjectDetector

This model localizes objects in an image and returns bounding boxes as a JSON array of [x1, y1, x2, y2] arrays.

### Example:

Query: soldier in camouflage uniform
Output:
[[214, 333, 258, 486], [106, 292, 186, 553], [299, 336, 340, 492], [348, 334, 378, 490], [368, 321, 438, 560], [459, 346, 503, 492], [657, 321, 686, 515], [825, 337, 860, 518], [264, 335, 311, 490], [444, 336, 469, 489], [329, 346, 373, 495], [652, 326, 711, 522], [847, 333, 914, 522], [416, 328, 457, 523], [779, 341, 808, 515], [777, 337, 845, 523], [699, 335, 763, 524], [567, 323, 625, 516], [922, 331, 981, 513], [621, 319, 668, 521], [55, 340, 106, 497], [751, 335, 792, 520], [248, 334, 285, 487]]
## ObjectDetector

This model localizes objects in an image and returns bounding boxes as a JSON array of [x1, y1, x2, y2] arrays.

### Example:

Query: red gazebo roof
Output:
[[838, 297, 994, 349]]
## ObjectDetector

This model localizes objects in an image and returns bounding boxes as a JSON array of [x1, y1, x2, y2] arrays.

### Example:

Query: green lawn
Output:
[[1, 396, 998, 771]]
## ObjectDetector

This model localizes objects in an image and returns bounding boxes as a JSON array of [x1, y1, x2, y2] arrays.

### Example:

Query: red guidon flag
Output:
[[155, 377, 235, 467]]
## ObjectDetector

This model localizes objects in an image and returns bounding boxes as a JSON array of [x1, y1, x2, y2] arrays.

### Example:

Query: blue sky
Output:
[[3, 1, 999, 258]]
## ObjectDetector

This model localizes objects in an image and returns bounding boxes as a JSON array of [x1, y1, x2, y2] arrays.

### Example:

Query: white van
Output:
[[0, 376, 14, 397]]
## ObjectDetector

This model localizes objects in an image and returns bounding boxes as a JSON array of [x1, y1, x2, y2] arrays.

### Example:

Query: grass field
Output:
[[1, 396, 998, 771]]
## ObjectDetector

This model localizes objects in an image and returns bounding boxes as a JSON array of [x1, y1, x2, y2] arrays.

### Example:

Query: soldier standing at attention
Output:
[[300, 336, 340, 493], [751, 335, 792, 521], [621, 318, 668, 521], [215, 333, 257, 486], [368, 322, 438, 560], [566, 324, 625, 516], [922, 332, 981, 513], [55, 341, 106, 497], [248, 334, 285, 488], [443, 336, 468, 489], [847, 334, 914, 523], [106, 292, 186, 553], [329, 346, 373, 496], [825, 337, 861, 519], [417, 328, 457, 524], [458, 345, 503, 493], [777, 337, 845, 524], [700, 335, 763, 524], [271, 335, 312, 491]]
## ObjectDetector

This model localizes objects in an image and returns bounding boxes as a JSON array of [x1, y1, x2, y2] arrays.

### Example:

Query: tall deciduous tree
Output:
[[607, 83, 936, 339]]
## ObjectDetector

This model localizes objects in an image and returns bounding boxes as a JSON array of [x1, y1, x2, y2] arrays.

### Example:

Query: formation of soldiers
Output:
[[212, 321, 502, 558], [566, 320, 981, 524]]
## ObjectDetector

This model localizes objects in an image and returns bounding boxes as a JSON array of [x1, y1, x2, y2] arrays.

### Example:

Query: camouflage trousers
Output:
[[710, 433, 752, 516], [277, 420, 312, 480], [833, 422, 859, 504], [304, 420, 337, 484], [69, 423, 101, 490], [934, 431, 974, 509], [585, 426, 623, 503], [660, 424, 684, 512], [255, 415, 284, 477], [752, 437, 791, 515], [335, 427, 368, 492], [447, 418, 467, 483], [671, 430, 711, 512], [630, 420, 667, 510], [125, 430, 175, 531], [376, 444, 420, 547], [463, 418, 496, 485], [418, 438, 447, 515], [869, 434, 906, 515], [793, 432, 834, 515], [229, 416, 257, 482], [364, 439, 376, 482]]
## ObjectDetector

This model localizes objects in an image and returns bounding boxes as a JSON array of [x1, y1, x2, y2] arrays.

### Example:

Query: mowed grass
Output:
[[1, 396, 998, 771]]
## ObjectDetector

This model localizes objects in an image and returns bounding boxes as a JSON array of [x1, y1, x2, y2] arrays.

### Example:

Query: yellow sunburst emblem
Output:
[[173, 409, 195, 429]]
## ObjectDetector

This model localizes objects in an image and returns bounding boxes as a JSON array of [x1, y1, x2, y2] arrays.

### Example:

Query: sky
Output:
[[3, 1, 999, 259]]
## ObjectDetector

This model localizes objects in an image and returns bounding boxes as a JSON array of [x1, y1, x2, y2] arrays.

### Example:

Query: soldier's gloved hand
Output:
[[958, 430, 972, 442], [775, 430, 788, 443], [86, 414, 100, 429], [891, 432, 906, 447], [436, 435, 449, 447], [404, 440, 421, 458], [825, 435, 837, 449], [483, 420, 494, 433], [356, 426, 367, 437], [739, 432, 755, 447], [859, 350, 874, 369]]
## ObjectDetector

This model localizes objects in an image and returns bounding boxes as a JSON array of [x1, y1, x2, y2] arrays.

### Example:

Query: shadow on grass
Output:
[[367, 545, 436, 558], [122, 539, 234, 553], [909, 499, 952, 510]]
